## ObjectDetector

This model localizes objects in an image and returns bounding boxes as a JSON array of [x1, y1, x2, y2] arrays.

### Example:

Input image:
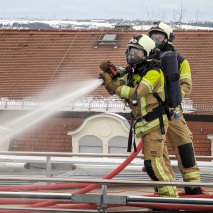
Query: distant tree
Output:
[[145, 5, 167, 23], [12, 22, 54, 30], [193, 5, 200, 26], [173, 0, 186, 29]]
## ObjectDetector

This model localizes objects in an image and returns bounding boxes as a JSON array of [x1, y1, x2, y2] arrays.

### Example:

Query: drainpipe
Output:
[[0, 162, 30, 169], [207, 134, 213, 160]]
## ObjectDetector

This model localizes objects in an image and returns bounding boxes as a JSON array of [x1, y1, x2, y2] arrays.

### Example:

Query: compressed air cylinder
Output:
[[160, 51, 182, 108]]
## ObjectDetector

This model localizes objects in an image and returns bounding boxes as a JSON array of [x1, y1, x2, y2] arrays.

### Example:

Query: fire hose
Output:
[[24, 140, 144, 208]]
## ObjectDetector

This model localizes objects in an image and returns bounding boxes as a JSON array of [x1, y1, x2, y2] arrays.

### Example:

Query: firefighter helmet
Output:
[[127, 34, 156, 57], [148, 21, 175, 44], [126, 34, 156, 65]]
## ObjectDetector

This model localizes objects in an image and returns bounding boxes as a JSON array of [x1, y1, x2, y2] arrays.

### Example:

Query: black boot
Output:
[[184, 187, 192, 195], [191, 187, 205, 194], [184, 187, 204, 195]]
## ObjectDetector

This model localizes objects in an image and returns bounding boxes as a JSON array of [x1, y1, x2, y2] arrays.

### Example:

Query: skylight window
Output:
[[94, 34, 117, 48]]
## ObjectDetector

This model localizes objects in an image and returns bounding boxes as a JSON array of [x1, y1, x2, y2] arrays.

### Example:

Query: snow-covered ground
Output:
[[0, 18, 213, 30]]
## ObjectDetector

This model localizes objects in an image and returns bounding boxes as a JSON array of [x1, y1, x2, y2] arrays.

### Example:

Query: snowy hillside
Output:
[[0, 19, 213, 30]]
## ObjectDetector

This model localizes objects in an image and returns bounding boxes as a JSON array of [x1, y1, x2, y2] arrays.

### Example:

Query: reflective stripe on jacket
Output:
[[172, 56, 192, 113], [180, 59, 192, 98], [115, 69, 166, 135]]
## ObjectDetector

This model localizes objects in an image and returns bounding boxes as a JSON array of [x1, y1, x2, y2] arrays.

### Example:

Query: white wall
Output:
[[68, 113, 140, 153]]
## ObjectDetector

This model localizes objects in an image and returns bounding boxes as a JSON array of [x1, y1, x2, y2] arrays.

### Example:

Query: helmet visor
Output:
[[150, 32, 166, 45], [127, 48, 145, 65]]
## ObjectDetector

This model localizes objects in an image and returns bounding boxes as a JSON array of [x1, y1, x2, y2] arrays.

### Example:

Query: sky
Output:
[[0, 0, 212, 22]]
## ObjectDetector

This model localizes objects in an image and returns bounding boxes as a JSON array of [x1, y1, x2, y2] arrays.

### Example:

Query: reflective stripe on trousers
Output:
[[155, 157, 179, 197], [183, 171, 201, 182]]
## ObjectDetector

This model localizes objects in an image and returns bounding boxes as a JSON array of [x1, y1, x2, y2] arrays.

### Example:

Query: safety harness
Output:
[[127, 61, 170, 152]]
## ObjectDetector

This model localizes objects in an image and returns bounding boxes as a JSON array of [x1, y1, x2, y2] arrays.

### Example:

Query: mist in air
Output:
[[0, 78, 103, 144]]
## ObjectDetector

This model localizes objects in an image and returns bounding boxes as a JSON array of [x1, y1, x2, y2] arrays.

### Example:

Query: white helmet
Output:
[[126, 34, 156, 65], [127, 34, 156, 57], [148, 21, 175, 44]]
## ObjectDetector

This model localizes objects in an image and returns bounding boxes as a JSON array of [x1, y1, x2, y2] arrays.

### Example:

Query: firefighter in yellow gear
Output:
[[99, 34, 178, 197], [148, 21, 204, 195]]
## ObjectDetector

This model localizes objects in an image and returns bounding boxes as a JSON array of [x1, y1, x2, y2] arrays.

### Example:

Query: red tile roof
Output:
[[0, 29, 213, 114]]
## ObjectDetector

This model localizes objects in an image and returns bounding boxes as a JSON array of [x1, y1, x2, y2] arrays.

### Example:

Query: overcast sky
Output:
[[0, 0, 212, 22]]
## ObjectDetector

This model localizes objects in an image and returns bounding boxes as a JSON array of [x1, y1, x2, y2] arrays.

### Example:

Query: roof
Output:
[[0, 29, 212, 114]]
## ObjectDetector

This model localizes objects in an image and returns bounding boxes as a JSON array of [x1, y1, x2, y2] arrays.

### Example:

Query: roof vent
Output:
[[94, 34, 117, 48], [114, 24, 133, 30]]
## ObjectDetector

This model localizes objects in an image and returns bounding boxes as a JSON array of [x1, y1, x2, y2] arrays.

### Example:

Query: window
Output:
[[94, 34, 117, 48], [79, 135, 102, 153], [108, 136, 128, 153]]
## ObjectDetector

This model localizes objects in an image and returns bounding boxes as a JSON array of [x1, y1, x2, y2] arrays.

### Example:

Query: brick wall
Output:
[[187, 121, 212, 156], [7, 112, 212, 156], [11, 117, 83, 152], [166, 121, 212, 156]]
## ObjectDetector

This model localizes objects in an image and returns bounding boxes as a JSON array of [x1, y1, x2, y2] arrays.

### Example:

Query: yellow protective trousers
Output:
[[163, 143, 176, 180], [142, 120, 178, 197], [166, 113, 201, 186]]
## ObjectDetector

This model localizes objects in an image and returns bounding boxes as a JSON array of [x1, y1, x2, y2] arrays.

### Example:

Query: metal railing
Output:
[[0, 96, 128, 112], [0, 152, 212, 212], [0, 151, 213, 179], [1, 96, 211, 113], [0, 176, 212, 212]]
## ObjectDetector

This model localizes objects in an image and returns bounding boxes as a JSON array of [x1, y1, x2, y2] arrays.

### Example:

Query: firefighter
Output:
[[99, 34, 178, 197], [148, 21, 204, 195]]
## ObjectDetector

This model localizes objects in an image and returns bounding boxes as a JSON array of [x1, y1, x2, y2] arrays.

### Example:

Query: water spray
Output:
[[0, 79, 103, 144]]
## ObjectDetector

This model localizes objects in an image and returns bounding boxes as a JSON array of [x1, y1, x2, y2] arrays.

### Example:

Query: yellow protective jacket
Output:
[[175, 55, 192, 113], [179, 56, 192, 98], [114, 67, 166, 136]]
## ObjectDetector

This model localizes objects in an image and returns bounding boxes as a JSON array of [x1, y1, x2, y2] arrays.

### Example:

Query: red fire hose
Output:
[[25, 140, 144, 208]]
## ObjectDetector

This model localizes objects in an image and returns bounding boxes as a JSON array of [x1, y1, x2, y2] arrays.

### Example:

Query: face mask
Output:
[[151, 33, 167, 49], [127, 48, 145, 65], [153, 37, 162, 45], [151, 32, 165, 42], [155, 40, 167, 49]]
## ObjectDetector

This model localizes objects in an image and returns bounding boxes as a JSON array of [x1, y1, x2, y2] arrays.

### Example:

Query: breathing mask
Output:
[[150, 32, 167, 49], [127, 48, 145, 66]]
